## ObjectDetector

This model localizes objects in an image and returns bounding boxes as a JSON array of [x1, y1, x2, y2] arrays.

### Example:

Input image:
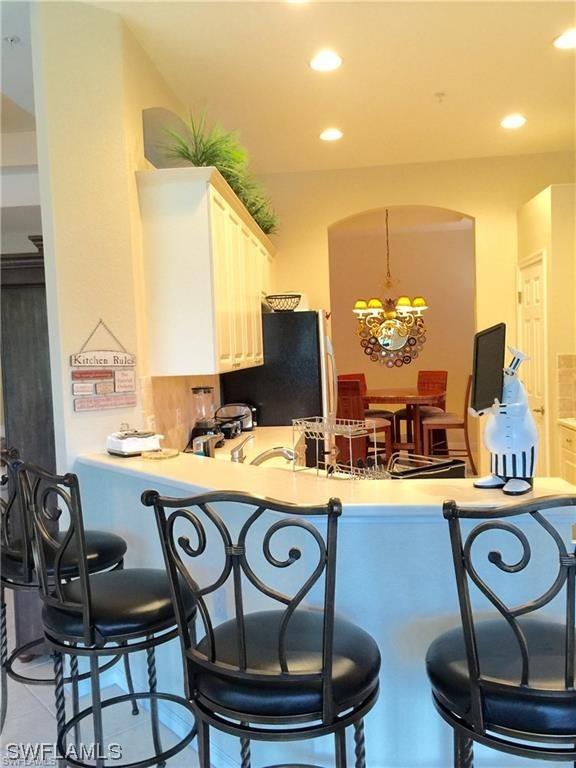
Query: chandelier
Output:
[[352, 209, 429, 368]]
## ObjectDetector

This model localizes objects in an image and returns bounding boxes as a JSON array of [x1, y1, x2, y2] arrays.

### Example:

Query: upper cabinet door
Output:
[[137, 167, 275, 376], [210, 188, 235, 372]]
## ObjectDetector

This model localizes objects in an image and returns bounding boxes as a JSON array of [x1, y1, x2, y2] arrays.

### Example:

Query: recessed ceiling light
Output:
[[310, 49, 342, 72], [553, 28, 576, 49], [320, 128, 343, 141], [500, 113, 527, 130]]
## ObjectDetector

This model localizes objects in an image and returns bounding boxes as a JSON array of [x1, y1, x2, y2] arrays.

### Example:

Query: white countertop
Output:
[[559, 417, 576, 433], [77, 425, 576, 514]]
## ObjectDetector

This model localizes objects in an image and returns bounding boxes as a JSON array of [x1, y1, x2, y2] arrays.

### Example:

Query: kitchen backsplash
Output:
[[140, 374, 220, 449], [558, 353, 576, 418]]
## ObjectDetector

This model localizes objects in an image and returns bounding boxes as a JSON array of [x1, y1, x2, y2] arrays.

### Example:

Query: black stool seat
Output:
[[426, 618, 576, 737], [196, 609, 381, 717], [2, 530, 127, 582], [42, 568, 195, 641]]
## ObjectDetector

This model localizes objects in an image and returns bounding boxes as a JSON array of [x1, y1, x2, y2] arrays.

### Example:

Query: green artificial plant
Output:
[[165, 114, 277, 234]]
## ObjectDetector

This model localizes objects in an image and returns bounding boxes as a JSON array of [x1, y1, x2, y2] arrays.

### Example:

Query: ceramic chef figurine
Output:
[[470, 347, 538, 496]]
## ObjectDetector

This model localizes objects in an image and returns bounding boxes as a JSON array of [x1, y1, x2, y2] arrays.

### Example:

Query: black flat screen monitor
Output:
[[471, 323, 506, 412]]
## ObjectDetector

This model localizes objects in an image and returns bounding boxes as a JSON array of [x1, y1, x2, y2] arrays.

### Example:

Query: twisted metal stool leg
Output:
[[122, 643, 139, 716], [54, 652, 67, 768], [89, 655, 105, 768], [454, 731, 474, 768], [240, 734, 251, 768], [353, 719, 366, 768], [335, 728, 348, 768], [70, 652, 81, 748], [0, 591, 8, 734], [197, 717, 211, 768], [146, 641, 165, 768]]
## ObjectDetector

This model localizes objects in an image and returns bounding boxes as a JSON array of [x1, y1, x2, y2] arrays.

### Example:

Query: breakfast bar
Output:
[[74, 450, 575, 768]]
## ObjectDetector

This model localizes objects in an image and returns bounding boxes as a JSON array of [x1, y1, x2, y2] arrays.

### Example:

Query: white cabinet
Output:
[[559, 424, 576, 484], [137, 167, 274, 376]]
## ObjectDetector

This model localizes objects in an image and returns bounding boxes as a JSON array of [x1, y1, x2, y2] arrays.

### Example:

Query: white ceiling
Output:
[[104, 0, 576, 174], [1, 2, 34, 122]]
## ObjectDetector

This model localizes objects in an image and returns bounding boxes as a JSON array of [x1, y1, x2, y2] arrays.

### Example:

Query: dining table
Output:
[[364, 387, 446, 455]]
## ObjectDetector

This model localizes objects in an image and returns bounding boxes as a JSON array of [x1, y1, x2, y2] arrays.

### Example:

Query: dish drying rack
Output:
[[292, 417, 466, 480], [292, 416, 389, 479]]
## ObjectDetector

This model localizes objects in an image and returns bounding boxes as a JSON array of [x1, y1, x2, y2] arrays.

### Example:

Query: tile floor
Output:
[[0, 595, 200, 767], [1, 654, 200, 767]]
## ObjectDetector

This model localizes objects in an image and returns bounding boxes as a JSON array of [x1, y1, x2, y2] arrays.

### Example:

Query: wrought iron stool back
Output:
[[17, 463, 197, 768], [18, 463, 94, 645], [427, 494, 576, 765], [149, 489, 342, 721], [146, 489, 380, 768], [1, 448, 35, 584]]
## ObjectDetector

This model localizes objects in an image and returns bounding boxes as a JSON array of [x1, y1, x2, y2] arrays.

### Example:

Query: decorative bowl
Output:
[[266, 294, 301, 312]]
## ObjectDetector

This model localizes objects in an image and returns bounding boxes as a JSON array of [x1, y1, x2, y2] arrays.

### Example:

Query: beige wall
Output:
[[262, 151, 573, 332], [517, 184, 576, 474], [262, 151, 574, 473], [32, 2, 189, 467]]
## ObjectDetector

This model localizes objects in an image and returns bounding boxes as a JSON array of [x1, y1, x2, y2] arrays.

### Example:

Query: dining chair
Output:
[[421, 374, 477, 474], [426, 494, 576, 766], [145, 489, 381, 768], [393, 370, 448, 444], [337, 373, 395, 422], [336, 379, 393, 466], [19, 462, 196, 768], [0, 448, 137, 735]]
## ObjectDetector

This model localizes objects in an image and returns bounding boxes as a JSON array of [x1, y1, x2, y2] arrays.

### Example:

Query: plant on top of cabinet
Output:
[[164, 114, 277, 235]]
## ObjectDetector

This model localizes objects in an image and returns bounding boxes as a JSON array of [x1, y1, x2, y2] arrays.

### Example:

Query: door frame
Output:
[[516, 249, 549, 474]]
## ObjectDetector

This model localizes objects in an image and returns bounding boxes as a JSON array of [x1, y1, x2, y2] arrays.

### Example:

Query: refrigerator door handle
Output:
[[325, 334, 337, 419]]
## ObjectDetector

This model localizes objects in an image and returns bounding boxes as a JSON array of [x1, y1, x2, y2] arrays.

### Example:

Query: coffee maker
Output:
[[184, 386, 224, 452]]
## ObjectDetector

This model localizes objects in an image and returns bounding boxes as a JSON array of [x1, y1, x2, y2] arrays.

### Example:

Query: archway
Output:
[[328, 204, 477, 460]]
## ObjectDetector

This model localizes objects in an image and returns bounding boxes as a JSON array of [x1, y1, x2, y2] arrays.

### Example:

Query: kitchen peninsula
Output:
[[75, 449, 575, 768]]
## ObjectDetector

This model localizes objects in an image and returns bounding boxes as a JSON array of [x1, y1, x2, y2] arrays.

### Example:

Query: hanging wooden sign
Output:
[[71, 320, 137, 412]]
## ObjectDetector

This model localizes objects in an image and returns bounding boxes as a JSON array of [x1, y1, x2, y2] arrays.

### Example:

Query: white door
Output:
[[517, 253, 548, 473]]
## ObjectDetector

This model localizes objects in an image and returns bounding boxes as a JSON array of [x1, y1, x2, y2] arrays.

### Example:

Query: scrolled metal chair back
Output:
[[1, 447, 37, 583], [444, 494, 576, 732], [17, 463, 94, 645], [145, 489, 342, 723]]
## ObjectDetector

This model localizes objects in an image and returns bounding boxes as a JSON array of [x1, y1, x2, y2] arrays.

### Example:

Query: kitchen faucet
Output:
[[230, 434, 255, 463], [192, 434, 222, 458], [249, 447, 296, 466]]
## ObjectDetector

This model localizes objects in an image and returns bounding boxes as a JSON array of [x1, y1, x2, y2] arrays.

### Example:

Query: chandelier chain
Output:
[[385, 208, 392, 288]]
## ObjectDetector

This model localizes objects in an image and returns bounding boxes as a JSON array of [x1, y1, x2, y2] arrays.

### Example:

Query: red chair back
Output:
[[336, 380, 368, 465], [462, 374, 473, 420], [338, 373, 368, 398], [417, 370, 447, 410]]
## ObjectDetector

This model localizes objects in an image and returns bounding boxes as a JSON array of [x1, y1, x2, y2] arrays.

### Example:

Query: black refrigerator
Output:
[[220, 310, 336, 425]]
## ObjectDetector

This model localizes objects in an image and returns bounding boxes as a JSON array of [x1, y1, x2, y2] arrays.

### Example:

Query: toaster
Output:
[[106, 430, 163, 456], [215, 403, 257, 431]]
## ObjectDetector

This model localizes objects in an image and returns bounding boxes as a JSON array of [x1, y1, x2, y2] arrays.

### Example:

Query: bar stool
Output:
[[145, 489, 381, 768], [426, 495, 576, 766], [0, 448, 136, 734], [18, 462, 197, 768]]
